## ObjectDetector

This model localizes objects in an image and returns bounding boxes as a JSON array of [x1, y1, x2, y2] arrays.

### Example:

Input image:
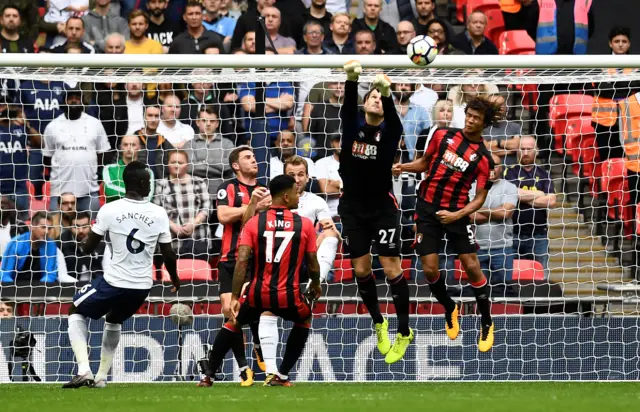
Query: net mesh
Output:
[[0, 62, 639, 382]]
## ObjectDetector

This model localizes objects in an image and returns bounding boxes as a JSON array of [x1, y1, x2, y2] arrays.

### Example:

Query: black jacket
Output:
[[450, 32, 499, 55], [351, 18, 398, 54]]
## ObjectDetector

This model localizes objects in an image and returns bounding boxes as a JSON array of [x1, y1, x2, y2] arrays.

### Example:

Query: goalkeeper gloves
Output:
[[372, 73, 392, 98], [343, 60, 362, 81]]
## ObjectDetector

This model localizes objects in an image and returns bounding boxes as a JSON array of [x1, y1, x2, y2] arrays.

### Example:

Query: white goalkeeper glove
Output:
[[343, 60, 362, 81], [372, 73, 392, 98]]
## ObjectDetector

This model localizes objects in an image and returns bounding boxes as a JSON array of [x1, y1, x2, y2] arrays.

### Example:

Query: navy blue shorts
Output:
[[72, 276, 150, 323]]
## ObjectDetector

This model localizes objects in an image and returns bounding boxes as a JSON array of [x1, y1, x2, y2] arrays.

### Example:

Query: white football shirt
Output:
[[157, 119, 195, 146], [293, 192, 331, 224], [92, 198, 172, 290], [314, 154, 341, 217]]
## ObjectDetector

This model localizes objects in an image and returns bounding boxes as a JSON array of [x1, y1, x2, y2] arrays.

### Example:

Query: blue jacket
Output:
[[0, 232, 58, 283]]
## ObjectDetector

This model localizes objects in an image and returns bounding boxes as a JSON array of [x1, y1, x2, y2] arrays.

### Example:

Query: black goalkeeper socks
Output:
[[279, 325, 310, 376], [250, 320, 261, 347], [472, 280, 492, 327], [389, 275, 410, 336], [356, 273, 384, 324], [427, 273, 456, 313]]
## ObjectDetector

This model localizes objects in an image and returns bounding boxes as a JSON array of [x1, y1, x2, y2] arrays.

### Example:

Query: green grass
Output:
[[2, 382, 640, 412]]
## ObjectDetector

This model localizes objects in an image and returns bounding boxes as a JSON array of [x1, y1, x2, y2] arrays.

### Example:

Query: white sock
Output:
[[259, 315, 279, 375], [68, 313, 92, 377], [94, 322, 121, 382], [317, 236, 339, 282]]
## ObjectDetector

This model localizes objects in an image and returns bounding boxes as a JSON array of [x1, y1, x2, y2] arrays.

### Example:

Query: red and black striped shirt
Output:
[[239, 207, 317, 310], [419, 128, 495, 210], [217, 179, 265, 262]]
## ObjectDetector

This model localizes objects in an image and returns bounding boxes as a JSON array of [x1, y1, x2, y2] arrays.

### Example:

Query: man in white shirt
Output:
[[314, 134, 342, 218], [157, 94, 195, 147], [43, 88, 111, 218], [257, 155, 340, 378], [63, 161, 180, 389], [269, 130, 315, 179], [124, 81, 145, 135]]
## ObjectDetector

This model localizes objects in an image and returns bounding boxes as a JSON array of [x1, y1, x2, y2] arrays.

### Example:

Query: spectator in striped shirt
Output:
[[154, 150, 211, 260]]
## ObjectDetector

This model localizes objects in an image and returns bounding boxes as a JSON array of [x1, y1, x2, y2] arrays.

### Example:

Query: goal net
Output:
[[0, 54, 640, 382]]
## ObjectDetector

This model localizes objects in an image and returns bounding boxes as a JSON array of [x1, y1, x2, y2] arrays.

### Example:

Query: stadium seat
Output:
[[466, 0, 500, 18], [456, 0, 468, 22], [26, 181, 46, 215], [600, 158, 629, 220], [333, 259, 354, 282], [512, 259, 545, 281], [499, 30, 535, 55], [483, 8, 505, 45], [549, 94, 594, 154], [161, 259, 212, 282], [99, 183, 106, 207], [453, 259, 468, 281], [401, 258, 413, 279]]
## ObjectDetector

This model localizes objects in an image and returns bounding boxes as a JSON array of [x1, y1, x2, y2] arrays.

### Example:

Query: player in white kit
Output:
[[257, 155, 340, 379], [63, 161, 180, 389]]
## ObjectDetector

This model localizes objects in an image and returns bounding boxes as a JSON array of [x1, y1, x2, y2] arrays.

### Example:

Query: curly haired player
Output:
[[393, 96, 503, 352]]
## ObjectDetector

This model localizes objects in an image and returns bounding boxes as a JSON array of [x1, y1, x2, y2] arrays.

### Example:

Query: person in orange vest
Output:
[[500, 0, 538, 41], [591, 26, 640, 161]]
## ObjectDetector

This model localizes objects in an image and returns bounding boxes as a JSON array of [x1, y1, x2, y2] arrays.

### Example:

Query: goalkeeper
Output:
[[337, 61, 413, 364]]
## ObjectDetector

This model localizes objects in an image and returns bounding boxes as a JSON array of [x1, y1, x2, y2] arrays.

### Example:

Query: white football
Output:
[[169, 303, 194, 326], [407, 35, 438, 66]]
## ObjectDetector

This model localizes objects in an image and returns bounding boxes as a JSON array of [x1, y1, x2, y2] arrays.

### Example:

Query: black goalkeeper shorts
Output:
[[414, 199, 478, 257]]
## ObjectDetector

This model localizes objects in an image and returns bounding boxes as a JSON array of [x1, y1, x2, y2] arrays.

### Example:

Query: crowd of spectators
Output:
[[0, 0, 613, 291]]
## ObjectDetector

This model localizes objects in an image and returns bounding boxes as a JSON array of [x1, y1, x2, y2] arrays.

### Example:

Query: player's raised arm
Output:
[[393, 127, 442, 176], [374, 73, 402, 135], [241, 187, 270, 226], [341, 60, 362, 121], [159, 242, 180, 292]]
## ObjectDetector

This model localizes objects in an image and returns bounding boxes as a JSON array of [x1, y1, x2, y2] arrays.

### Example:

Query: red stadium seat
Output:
[[162, 259, 212, 282], [332, 259, 354, 282], [512, 259, 545, 281], [466, 0, 500, 15], [499, 30, 535, 55], [453, 259, 468, 281], [456, 0, 468, 22], [26, 181, 46, 215], [401, 258, 413, 279], [483, 8, 505, 45], [99, 183, 106, 206], [549, 94, 594, 154], [600, 158, 629, 222], [564, 117, 596, 172]]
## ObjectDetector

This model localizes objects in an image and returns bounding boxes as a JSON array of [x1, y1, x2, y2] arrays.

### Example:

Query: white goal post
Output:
[[1, 54, 640, 383]]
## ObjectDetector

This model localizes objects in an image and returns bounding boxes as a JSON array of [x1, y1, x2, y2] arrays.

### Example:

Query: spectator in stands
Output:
[[180, 73, 216, 129], [155, 150, 211, 259], [119, 81, 144, 136], [0, 211, 59, 284], [352, 0, 398, 54], [169, 1, 224, 54], [103, 134, 155, 203], [0, 300, 13, 317], [270, 130, 315, 179], [315, 134, 342, 220], [242, 31, 256, 53], [83, 0, 129, 53], [354, 29, 376, 55], [609, 25, 631, 55], [297, 21, 332, 55], [104, 32, 126, 53], [43, 0, 89, 46], [304, 0, 332, 36], [158, 94, 196, 148], [425, 18, 460, 55], [308, 82, 344, 159], [60, 211, 105, 282], [125, 10, 163, 54], [392, 21, 415, 55], [230, 0, 275, 51], [412, 0, 435, 36], [49, 192, 76, 241], [203, 0, 237, 49], [0, 95, 41, 220], [135, 104, 174, 180], [448, 76, 499, 128], [94, 70, 126, 164], [0, 5, 33, 53], [356, 0, 414, 29], [451, 11, 498, 55], [470, 154, 518, 293], [43, 87, 110, 217], [147, 0, 179, 53], [184, 105, 235, 194], [415, 99, 453, 155], [393, 82, 430, 161], [0, 196, 27, 256], [484, 94, 522, 166], [504, 136, 556, 275], [238, 62, 294, 142], [219, 0, 241, 19], [50, 16, 96, 53], [323, 12, 354, 54], [262, 6, 296, 54]]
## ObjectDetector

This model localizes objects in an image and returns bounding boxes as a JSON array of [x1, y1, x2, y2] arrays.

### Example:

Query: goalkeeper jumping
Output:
[[337, 61, 413, 364]]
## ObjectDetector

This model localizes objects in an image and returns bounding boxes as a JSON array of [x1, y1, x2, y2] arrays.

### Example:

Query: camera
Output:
[[8, 325, 41, 382]]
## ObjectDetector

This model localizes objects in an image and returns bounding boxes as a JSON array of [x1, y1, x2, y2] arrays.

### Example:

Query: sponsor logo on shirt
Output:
[[351, 141, 378, 160], [442, 149, 470, 172]]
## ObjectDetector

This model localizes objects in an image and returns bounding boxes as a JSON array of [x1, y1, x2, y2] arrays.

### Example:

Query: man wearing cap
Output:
[[43, 87, 111, 219]]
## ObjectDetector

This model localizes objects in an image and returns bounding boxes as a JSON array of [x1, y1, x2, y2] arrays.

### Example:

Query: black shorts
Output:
[[414, 199, 477, 256], [338, 196, 401, 259], [235, 300, 312, 326], [218, 260, 235, 295], [73, 276, 150, 323]]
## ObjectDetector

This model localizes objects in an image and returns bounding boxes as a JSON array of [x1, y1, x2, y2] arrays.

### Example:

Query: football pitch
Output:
[[2, 382, 639, 412]]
